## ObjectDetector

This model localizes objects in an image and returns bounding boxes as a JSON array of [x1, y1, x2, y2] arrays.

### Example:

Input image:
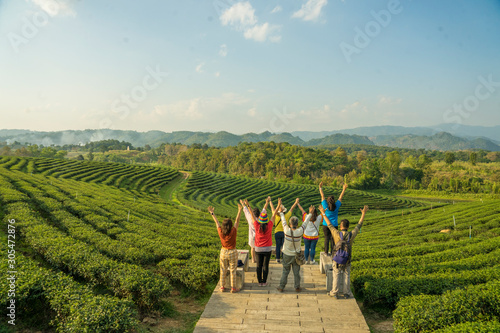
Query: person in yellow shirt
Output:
[[269, 197, 299, 263]]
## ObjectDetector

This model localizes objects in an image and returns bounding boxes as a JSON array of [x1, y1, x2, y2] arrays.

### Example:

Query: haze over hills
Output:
[[372, 132, 500, 152], [1, 125, 500, 151], [291, 124, 500, 142]]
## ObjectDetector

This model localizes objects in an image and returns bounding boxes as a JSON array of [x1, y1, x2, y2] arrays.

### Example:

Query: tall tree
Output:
[[445, 152, 456, 165], [470, 152, 477, 166]]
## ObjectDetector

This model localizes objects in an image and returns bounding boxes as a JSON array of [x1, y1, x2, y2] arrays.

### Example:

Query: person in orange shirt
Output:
[[208, 203, 243, 293]]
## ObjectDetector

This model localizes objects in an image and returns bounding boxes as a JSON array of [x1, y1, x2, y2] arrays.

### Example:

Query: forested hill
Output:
[[0, 129, 371, 148], [373, 132, 500, 151], [1, 128, 499, 151]]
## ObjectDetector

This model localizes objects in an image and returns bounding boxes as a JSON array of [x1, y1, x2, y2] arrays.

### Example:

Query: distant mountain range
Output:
[[372, 132, 500, 151], [1, 124, 500, 151], [291, 124, 500, 143]]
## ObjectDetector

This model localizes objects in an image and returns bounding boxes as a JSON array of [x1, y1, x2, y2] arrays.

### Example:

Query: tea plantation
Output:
[[0, 156, 499, 332]]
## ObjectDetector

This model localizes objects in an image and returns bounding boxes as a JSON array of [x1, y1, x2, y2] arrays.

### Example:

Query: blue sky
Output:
[[0, 0, 499, 134]]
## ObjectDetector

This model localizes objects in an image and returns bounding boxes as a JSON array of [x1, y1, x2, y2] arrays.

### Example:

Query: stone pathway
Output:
[[194, 260, 370, 333]]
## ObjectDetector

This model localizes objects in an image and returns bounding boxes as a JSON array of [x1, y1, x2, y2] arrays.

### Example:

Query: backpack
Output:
[[332, 231, 351, 266]]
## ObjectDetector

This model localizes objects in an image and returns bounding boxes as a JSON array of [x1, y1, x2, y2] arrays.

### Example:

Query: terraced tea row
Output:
[[0, 156, 179, 194], [1, 156, 498, 332], [350, 199, 500, 332], [178, 171, 425, 218], [0, 167, 247, 331]]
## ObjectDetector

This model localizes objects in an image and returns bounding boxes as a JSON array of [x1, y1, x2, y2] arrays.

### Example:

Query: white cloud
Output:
[[153, 99, 203, 120], [269, 35, 282, 43], [30, 0, 75, 17], [271, 5, 282, 14], [219, 44, 228, 57], [248, 108, 257, 117], [220, 1, 282, 43], [220, 2, 257, 29], [292, 0, 328, 22], [298, 101, 369, 122], [378, 96, 402, 105], [151, 93, 251, 121], [244, 23, 281, 43], [215, 72, 221, 78], [196, 62, 205, 73]]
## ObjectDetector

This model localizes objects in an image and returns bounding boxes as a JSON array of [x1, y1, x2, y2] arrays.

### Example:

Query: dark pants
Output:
[[274, 231, 284, 260], [323, 225, 336, 254], [256, 251, 272, 283]]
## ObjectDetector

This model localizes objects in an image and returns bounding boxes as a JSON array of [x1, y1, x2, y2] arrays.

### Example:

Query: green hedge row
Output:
[[0, 244, 137, 332], [393, 280, 500, 332], [434, 320, 500, 333]]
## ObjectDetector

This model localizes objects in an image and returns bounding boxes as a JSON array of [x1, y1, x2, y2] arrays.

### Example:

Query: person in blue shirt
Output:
[[319, 182, 348, 255]]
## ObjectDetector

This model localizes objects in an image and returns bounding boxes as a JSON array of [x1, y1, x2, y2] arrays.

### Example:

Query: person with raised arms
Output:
[[319, 182, 348, 255], [240, 199, 260, 264], [298, 200, 323, 265], [269, 197, 299, 263], [253, 197, 279, 286], [277, 198, 314, 293], [319, 204, 368, 299], [208, 203, 243, 293]]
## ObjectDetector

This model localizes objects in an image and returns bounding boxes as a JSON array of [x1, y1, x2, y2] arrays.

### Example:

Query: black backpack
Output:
[[332, 231, 351, 266]]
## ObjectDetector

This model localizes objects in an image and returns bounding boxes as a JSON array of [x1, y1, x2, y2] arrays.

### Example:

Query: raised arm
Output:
[[274, 198, 282, 226], [358, 205, 368, 225], [234, 203, 243, 230], [268, 196, 275, 215], [208, 206, 220, 229], [301, 205, 315, 230], [241, 199, 255, 223], [318, 205, 332, 227], [338, 183, 348, 202], [351, 205, 368, 240], [297, 202, 306, 216], [319, 181, 326, 201], [245, 199, 259, 223], [263, 196, 270, 212], [289, 198, 299, 214]]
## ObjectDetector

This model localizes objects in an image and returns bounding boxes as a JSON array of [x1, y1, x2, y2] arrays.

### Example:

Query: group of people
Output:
[[209, 182, 368, 298]]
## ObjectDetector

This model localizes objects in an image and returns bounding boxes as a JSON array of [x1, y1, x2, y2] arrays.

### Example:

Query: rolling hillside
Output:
[[0, 156, 499, 332], [2, 127, 500, 151]]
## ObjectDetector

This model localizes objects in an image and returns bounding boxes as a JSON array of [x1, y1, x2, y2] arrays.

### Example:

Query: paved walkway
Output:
[[194, 260, 370, 333]]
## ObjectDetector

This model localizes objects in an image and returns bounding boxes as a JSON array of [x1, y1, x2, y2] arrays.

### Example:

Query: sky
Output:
[[0, 0, 499, 134]]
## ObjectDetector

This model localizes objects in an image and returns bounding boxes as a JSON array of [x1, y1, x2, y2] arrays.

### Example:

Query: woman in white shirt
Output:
[[298, 202, 322, 265]]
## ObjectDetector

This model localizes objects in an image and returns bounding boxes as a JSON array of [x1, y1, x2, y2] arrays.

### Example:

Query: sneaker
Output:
[[310, 260, 316, 264], [328, 292, 338, 298], [231, 288, 240, 293], [220, 287, 227, 292], [261, 282, 268, 287], [277, 287, 284, 292], [295, 287, 301, 293], [277, 259, 281, 263], [305, 260, 310, 265]]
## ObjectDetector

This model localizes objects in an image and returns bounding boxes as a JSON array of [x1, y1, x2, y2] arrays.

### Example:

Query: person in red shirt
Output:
[[208, 204, 242, 293], [253, 197, 279, 286]]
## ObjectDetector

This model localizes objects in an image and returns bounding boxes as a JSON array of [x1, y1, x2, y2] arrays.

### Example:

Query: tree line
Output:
[[2, 140, 500, 194]]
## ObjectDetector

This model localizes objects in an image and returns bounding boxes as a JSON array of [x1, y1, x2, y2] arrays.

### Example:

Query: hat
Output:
[[280, 205, 287, 213], [258, 211, 269, 224]]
